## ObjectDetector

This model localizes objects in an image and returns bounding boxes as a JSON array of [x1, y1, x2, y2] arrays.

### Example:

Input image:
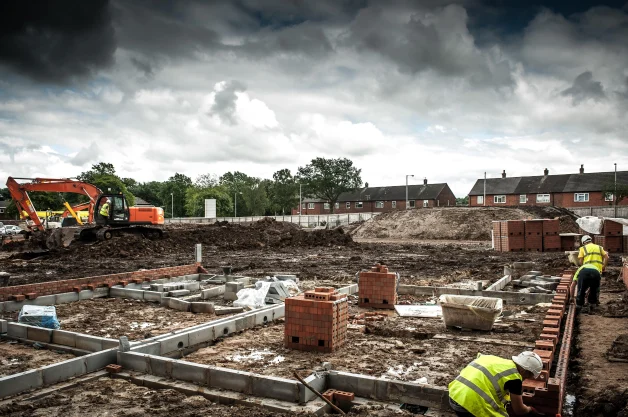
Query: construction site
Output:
[[0, 207, 627, 417]]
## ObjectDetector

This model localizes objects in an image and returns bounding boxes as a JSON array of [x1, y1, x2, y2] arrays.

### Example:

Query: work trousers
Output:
[[576, 268, 601, 306]]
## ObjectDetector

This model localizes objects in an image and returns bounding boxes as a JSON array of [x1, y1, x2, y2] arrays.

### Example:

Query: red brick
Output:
[[105, 364, 122, 374], [334, 391, 355, 402], [9, 294, 25, 301], [25, 293, 38, 300]]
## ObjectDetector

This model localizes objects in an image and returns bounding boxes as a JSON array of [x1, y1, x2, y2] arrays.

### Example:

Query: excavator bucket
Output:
[[46, 228, 77, 249]]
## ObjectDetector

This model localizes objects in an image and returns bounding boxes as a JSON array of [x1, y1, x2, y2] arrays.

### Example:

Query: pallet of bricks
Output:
[[508, 269, 574, 416], [492, 219, 560, 252], [593, 219, 625, 254], [284, 287, 348, 353]]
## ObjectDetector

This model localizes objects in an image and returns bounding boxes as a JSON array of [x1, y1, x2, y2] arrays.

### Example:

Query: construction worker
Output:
[[569, 235, 608, 308], [99, 199, 111, 219], [448, 351, 544, 417]]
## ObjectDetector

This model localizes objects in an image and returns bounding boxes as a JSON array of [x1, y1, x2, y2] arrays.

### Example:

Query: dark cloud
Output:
[[238, 22, 333, 59], [210, 81, 247, 125], [130, 58, 154, 78], [561, 71, 606, 104], [0, 0, 116, 83]]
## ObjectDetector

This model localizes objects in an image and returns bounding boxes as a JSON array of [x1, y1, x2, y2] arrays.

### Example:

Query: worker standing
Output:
[[569, 235, 608, 309], [99, 199, 111, 219], [448, 352, 544, 416]]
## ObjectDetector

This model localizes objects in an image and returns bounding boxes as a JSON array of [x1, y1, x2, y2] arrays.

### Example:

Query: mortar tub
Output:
[[439, 294, 503, 331]]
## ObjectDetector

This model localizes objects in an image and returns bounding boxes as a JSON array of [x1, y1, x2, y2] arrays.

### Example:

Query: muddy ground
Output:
[[0, 340, 75, 377], [183, 304, 547, 387], [0, 377, 416, 417], [0, 227, 572, 288], [571, 277, 628, 417]]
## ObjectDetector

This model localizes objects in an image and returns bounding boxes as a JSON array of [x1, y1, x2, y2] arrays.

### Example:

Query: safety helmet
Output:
[[512, 352, 543, 378], [581, 235, 592, 245]]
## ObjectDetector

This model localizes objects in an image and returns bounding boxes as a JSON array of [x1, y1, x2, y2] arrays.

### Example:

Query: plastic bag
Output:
[[18, 305, 60, 330], [233, 281, 272, 309]]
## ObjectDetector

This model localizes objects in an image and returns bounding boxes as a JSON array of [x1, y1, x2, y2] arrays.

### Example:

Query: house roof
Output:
[[468, 171, 628, 196], [303, 183, 449, 203]]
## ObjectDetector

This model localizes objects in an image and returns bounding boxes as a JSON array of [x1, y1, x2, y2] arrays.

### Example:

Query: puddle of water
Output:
[[563, 393, 576, 416]]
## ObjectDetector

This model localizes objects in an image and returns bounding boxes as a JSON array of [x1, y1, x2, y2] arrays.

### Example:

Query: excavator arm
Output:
[[6, 177, 102, 231]]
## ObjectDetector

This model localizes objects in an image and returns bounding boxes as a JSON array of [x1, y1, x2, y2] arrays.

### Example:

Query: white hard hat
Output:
[[512, 352, 543, 378], [581, 235, 592, 245]]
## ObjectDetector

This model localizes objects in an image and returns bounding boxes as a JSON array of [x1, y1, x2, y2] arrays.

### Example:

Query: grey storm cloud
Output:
[[561, 71, 606, 104], [210, 81, 247, 125], [0, 0, 116, 83]]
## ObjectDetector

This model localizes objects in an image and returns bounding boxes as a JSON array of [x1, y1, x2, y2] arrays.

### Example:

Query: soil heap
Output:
[[351, 207, 579, 241]]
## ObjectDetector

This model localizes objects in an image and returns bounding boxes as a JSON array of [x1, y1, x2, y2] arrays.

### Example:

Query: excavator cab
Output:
[[94, 194, 129, 226]]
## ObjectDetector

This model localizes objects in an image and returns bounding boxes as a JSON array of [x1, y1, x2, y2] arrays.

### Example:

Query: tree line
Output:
[[0, 158, 363, 218]]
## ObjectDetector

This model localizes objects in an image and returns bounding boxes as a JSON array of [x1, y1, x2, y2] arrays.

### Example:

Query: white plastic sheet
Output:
[[233, 281, 272, 309], [576, 217, 628, 235]]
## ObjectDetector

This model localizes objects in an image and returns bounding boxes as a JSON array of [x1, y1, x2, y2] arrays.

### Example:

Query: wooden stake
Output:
[[292, 371, 346, 415]]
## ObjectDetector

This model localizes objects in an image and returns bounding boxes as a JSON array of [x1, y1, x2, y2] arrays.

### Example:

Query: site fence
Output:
[[570, 206, 628, 218], [165, 212, 381, 227]]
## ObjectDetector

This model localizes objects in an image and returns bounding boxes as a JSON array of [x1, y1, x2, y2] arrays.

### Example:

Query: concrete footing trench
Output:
[[0, 260, 585, 416]]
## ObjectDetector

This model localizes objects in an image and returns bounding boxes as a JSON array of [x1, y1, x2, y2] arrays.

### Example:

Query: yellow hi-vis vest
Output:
[[449, 355, 522, 417], [99, 203, 110, 217], [579, 243, 604, 272]]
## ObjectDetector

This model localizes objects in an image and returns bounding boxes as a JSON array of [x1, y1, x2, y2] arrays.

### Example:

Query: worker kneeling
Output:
[[449, 351, 544, 416]]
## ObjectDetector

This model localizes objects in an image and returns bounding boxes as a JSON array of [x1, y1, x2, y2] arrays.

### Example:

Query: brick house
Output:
[[291, 180, 456, 215], [468, 166, 628, 208]]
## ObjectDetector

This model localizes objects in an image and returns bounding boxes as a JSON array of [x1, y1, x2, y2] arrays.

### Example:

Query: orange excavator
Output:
[[6, 177, 165, 248]]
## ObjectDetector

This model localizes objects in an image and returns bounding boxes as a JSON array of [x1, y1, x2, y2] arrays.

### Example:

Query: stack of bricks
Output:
[[358, 263, 398, 309], [493, 220, 561, 252], [598, 219, 624, 253], [559, 234, 580, 251], [512, 269, 575, 417], [284, 287, 348, 353], [542, 219, 560, 252]]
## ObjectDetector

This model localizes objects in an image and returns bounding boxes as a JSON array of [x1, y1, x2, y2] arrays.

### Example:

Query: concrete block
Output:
[[125, 288, 145, 300], [209, 367, 252, 393], [172, 361, 209, 384], [0, 302, 4, 313], [55, 292, 79, 304], [7, 322, 28, 339], [189, 326, 215, 346], [143, 291, 164, 302], [159, 333, 190, 354], [191, 302, 215, 314], [235, 317, 247, 332], [168, 289, 191, 297], [52, 330, 77, 347], [0, 319, 7, 333], [160, 296, 172, 307], [42, 357, 87, 386], [27, 326, 53, 343], [148, 356, 174, 378], [31, 295, 57, 305], [150, 283, 164, 292], [76, 334, 104, 352], [78, 290, 94, 300], [130, 341, 161, 355], [201, 286, 225, 299], [93, 287, 109, 298], [3, 301, 30, 312], [168, 298, 191, 312], [0, 369, 43, 399], [328, 371, 359, 393], [102, 338, 119, 349], [223, 291, 238, 301], [300, 373, 326, 403], [85, 349, 117, 372], [215, 321, 237, 338], [255, 312, 271, 326], [119, 352, 149, 373], [109, 287, 127, 298], [214, 306, 244, 316], [252, 374, 299, 402], [183, 282, 200, 291], [225, 282, 244, 293]]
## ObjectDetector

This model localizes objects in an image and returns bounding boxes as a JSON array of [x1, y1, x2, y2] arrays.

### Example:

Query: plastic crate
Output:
[[439, 295, 503, 331]]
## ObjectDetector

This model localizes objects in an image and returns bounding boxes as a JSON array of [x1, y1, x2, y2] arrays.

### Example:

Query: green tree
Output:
[[269, 169, 299, 215], [76, 163, 135, 206], [220, 171, 257, 216], [456, 197, 469, 206], [603, 181, 628, 205], [184, 186, 232, 217], [241, 180, 269, 216], [129, 181, 164, 207], [296, 157, 362, 213], [159, 173, 192, 217]]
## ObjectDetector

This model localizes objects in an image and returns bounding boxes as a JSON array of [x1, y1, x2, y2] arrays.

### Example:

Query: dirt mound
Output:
[[608, 334, 628, 361], [602, 291, 628, 318], [577, 388, 628, 417], [351, 207, 579, 241]]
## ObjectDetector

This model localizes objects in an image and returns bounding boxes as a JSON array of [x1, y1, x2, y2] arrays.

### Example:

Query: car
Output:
[[3, 225, 22, 235]]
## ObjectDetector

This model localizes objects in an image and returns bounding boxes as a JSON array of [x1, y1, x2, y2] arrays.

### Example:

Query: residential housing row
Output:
[[291, 165, 627, 215]]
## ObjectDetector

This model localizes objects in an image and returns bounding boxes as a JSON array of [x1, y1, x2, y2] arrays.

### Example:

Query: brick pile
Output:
[[578, 220, 626, 253], [0, 264, 203, 302], [492, 219, 560, 253], [322, 389, 355, 404], [358, 263, 398, 309], [284, 287, 348, 353], [512, 269, 575, 416]]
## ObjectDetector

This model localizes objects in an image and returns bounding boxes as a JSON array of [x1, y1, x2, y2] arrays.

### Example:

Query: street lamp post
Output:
[[299, 184, 302, 215], [405, 174, 414, 209], [234, 191, 242, 217], [171, 193, 174, 219], [614, 163, 617, 218]]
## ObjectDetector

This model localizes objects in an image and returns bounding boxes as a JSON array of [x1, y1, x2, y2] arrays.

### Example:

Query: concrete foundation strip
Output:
[[432, 334, 533, 348], [485, 275, 512, 291], [397, 285, 554, 305]]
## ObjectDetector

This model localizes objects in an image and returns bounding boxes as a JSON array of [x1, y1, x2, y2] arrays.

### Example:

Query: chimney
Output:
[[423, 178, 428, 185], [579, 164, 584, 174], [544, 168, 549, 176], [502, 170, 506, 178]]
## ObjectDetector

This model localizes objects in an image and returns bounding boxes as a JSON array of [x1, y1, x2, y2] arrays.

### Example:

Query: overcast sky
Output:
[[1, 0, 627, 197]]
